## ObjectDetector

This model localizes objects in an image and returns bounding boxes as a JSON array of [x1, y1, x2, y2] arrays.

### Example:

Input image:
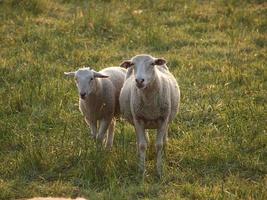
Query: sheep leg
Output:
[[85, 118, 97, 139], [156, 120, 168, 178], [106, 119, 115, 150], [134, 119, 147, 176], [136, 130, 149, 153], [97, 118, 111, 145], [163, 131, 168, 149], [145, 130, 150, 143]]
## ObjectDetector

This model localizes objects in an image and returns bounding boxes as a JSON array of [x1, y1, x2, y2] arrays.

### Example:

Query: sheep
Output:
[[64, 66, 126, 149], [119, 54, 180, 177]]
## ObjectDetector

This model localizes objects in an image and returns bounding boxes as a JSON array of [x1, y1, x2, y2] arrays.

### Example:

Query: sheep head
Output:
[[120, 54, 166, 89], [64, 67, 109, 100]]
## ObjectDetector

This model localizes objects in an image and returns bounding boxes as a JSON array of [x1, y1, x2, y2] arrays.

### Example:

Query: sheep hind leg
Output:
[[145, 130, 150, 144], [106, 119, 115, 150], [163, 131, 168, 152]]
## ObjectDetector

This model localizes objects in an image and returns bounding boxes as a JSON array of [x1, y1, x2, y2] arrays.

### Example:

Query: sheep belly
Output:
[[136, 115, 165, 129]]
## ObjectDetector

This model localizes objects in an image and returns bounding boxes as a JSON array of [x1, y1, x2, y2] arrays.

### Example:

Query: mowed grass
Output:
[[0, 0, 266, 199]]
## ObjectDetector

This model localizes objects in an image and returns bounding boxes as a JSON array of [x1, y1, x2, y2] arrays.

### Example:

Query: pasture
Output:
[[0, 0, 266, 199]]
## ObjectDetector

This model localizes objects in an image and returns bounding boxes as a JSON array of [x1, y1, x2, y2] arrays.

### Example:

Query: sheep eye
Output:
[[90, 77, 94, 80]]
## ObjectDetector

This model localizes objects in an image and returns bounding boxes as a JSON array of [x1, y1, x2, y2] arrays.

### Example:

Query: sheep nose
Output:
[[135, 78, 144, 84], [80, 93, 86, 99]]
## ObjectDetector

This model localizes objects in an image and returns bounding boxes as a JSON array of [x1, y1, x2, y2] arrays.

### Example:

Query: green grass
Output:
[[0, 0, 266, 199]]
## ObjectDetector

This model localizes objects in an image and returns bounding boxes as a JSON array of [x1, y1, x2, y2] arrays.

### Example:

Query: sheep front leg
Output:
[[97, 118, 111, 145], [106, 119, 115, 150], [156, 119, 169, 178], [134, 119, 147, 176], [85, 118, 97, 140]]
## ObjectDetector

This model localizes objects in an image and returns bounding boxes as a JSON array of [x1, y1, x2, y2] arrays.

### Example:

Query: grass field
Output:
[[0, 0, 266, 199]]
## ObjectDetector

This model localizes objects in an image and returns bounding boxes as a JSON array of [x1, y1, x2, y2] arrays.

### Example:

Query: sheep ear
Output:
[[64, 72, 76, 77], [93, 71, 109, 78], [120, 60, 133, 69], [154, 58, 167, 66]]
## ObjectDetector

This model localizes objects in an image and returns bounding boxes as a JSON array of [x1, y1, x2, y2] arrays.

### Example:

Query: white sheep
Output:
[[64, 66, 126, 149], [119, 54, 180, 177]]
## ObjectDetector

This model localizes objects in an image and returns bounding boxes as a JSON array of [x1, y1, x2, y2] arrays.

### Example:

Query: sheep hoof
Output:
[[137, 169, 146, 182], [96, 134, 104, 142], [138, 166, 146, 177], [156, 171, 162, 180], [156, 166, 163, 180], [90, 134, 97, 140], [105, 143, 113, 151]]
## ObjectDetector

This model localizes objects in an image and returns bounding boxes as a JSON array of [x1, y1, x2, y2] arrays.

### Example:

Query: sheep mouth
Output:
[[136, 84, 145, 89], [80, 95, 87, 100]]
